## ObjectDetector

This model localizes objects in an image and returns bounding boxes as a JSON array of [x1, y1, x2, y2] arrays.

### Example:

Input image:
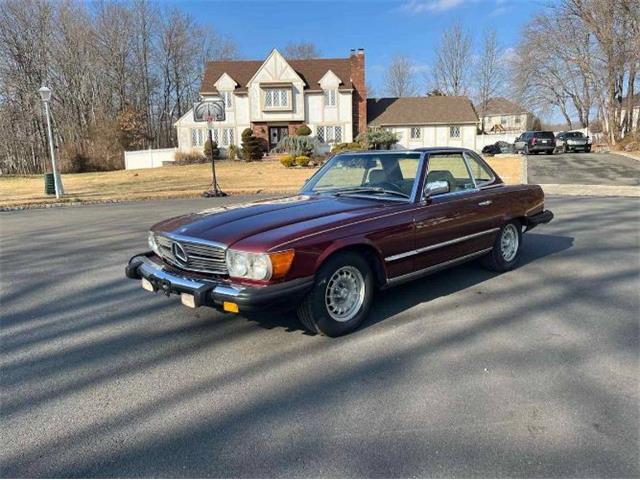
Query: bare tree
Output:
[[433, 22, 472, 95], [511, 10, 598, 130], [0, 0, 238, 174], [384, 55, 418, 97], [562, 0, 638, 143], [475, 28, 503, 132], [282, 42, 321, 60]]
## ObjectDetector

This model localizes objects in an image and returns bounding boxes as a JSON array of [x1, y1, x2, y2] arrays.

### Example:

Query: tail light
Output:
[[531, 137, 537, 145]]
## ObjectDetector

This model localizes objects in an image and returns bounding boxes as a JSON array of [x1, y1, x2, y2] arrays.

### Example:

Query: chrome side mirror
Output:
[[424, 180, 450, 198]]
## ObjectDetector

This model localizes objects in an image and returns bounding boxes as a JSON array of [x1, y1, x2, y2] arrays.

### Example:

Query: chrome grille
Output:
[[155, 234, 227, 275]]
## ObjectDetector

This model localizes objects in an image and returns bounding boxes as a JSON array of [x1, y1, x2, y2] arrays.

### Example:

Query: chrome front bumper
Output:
[[125, 252, 314, 312]]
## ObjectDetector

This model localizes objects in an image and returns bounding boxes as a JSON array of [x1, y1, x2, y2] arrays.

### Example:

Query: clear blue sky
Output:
[[171, 0, 542, 98]]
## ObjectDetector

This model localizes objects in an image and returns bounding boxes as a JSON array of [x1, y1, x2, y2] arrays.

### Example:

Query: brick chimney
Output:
[[350, 48, 366, 139]]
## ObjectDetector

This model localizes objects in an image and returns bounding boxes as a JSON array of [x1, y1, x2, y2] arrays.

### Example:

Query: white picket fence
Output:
[[124, 148, 177, 170]]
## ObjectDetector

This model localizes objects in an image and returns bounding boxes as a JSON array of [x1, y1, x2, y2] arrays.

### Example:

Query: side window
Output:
[[464, 152, 495, 185], [426, 153, 474, 194]]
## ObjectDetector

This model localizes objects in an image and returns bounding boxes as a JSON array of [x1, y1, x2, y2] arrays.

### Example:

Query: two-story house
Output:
[[476, 97, 533, 134], [175, 48, 366, 153]]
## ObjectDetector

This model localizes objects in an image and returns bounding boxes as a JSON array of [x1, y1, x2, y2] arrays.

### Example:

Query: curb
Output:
[[613, 151, 640, 162], [540, 184, 640, 197], [0, 190, 295, 212]]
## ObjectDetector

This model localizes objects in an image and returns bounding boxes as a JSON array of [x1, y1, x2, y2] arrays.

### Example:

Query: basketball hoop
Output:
[[193, 100, 227, 197]]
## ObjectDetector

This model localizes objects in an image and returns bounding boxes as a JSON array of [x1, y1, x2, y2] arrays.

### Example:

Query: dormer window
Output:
[[221, 91, 233, 109], [324, 89, 337, 107], [263, 87, 291, 111]]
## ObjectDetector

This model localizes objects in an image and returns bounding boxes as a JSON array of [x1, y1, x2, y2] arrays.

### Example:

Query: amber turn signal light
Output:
[[223, 301, 239, 313], [268, 249, 295, 279]]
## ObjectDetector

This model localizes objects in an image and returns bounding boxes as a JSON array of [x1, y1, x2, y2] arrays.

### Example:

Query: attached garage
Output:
[[367, 96, 479, 150]]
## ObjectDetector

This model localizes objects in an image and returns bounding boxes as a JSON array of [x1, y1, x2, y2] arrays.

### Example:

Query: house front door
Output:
[[269, 126, 288, 149]]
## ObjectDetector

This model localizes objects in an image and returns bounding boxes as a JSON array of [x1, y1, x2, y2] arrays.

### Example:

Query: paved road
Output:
[[527, 152, 640, 186], [1, 196, 639, 477]]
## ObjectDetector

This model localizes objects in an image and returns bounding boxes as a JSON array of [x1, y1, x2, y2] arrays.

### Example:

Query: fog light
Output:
[[223, 301, 239, 313]]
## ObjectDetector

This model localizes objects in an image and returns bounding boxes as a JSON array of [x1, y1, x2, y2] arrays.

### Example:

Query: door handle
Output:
[[478, 200, 493, 206]]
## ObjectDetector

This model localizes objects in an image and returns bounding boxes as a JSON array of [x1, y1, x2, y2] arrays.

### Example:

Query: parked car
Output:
[[126, 148, 553, 337], [514, 131, 556, 155], [481, 141, 516, 156], [555, 131, 591, 153]]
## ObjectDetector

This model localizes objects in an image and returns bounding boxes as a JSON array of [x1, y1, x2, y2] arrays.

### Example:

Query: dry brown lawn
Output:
[[484, 155, 525, 184], [0, 159, 315, 208], [0, 155, 526, 208]]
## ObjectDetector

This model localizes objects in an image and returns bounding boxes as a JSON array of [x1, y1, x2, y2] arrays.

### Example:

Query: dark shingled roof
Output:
[[479, 97, 528, 116], [367, 96, 478, 126], [200, 58, 353, 94]]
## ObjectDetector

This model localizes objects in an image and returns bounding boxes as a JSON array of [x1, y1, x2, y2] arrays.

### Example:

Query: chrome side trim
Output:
[[384, 248, 493, 288], [385, 227, 499, 262]]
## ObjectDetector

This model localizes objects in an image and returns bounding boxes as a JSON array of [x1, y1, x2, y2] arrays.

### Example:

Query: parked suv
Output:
[[556, 131, 591, 153], [514, 131, 556, 155]]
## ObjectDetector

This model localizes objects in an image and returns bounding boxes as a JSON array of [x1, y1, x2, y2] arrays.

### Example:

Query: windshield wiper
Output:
[[333, 187, 410, 199]]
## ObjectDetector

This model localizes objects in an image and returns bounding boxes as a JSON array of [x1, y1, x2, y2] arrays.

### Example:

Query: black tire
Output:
[[563, 144, 568, 153], [481, 220, 522, 272], [296, 252, 374, 337]]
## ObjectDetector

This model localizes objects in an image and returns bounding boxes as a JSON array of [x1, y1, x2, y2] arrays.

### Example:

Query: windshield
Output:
[[566, 132, 585, 138], [535, 131, 555, 139], [302, 152, 421, 199]]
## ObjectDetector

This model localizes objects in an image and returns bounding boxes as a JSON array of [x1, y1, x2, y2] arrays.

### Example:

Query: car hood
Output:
[[151, 194, 398, 249]]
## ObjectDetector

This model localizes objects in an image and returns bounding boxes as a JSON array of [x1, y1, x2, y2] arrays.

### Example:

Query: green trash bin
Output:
[[44, 172, 56, 195]]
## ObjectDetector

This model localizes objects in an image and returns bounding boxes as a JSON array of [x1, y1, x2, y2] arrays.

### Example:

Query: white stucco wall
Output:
[[388, 124, 477, 150], [482, 113, 530, 132]]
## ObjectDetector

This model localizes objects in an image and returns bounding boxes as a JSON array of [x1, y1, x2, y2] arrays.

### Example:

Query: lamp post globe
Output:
[[39, 86, 63, 198], [38, 86, 52, 102]]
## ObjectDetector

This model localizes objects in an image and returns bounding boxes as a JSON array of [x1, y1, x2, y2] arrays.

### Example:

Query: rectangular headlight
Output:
[[226, 249, 294, 281], [148, 231, 161, 256]]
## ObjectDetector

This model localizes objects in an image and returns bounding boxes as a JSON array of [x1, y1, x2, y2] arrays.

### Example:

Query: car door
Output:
[[515, 133, 529, 151], [410, 151, 498, 273]]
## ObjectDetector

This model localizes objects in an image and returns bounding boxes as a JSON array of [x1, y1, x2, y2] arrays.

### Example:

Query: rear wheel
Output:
[[481, 221, 522, 272], [524, 145, 530, 155], [297, 252, 374, 336]]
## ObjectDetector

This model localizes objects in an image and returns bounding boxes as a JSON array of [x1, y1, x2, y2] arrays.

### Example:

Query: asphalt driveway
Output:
[[1, 196, 639, 477], [527, 152, 640, 186]]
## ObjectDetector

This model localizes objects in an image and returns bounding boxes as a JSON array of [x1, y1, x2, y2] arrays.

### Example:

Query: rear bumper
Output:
[[565, 143, 589, 151], [524, 210, 554, 232], [529, 144, 555, 152], [126, 252, 314, 312]]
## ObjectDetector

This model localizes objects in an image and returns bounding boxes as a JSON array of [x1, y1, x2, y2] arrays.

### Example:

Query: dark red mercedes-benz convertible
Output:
[[126, 148, 553, 336]]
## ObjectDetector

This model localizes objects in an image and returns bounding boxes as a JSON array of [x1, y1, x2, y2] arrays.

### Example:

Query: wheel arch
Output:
[[315, 241, 387, 288]]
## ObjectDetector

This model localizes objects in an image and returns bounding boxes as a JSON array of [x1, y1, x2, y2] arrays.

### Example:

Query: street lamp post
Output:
[[38, 86, 63, 198]]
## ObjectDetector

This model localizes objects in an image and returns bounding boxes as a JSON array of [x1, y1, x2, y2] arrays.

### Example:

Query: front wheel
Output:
[[297, 252, 374, 336], [481, 221, 522, 272]]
